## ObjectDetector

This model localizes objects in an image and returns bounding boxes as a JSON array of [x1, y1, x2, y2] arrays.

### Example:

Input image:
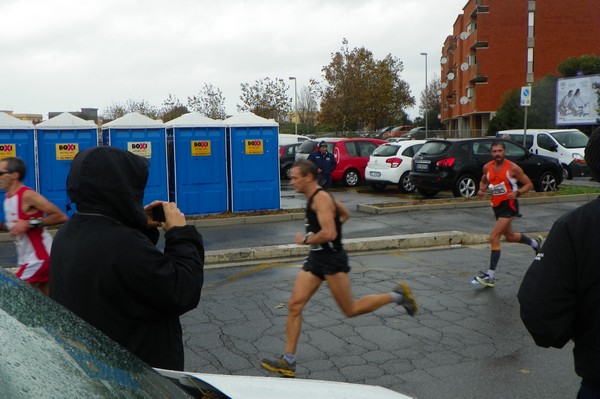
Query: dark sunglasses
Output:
[[0, 170, 14, 176]]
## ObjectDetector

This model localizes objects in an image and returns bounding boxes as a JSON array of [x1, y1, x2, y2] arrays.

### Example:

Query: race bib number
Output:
[[488, 182, 508, 196]]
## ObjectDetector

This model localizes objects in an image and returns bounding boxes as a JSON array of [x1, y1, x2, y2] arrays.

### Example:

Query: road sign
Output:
[[520, 86, 531, 107]]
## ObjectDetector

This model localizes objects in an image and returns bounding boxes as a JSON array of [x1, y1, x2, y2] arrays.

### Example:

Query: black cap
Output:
[[318, 141, 327, 147]]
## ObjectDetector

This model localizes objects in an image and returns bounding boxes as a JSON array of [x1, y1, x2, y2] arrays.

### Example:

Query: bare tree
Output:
[[238, 77, 292, 122], [188, 83, 227, 120], [418, 73, 442, 129], [159, 94, 188, 122], [101, 98, 159, 121], [296, 80, 319, 129]]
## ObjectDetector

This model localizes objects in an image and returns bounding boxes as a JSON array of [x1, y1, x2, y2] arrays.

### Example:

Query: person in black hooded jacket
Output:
[[49, 146, 204, 371], [518, 126, 600, 398]]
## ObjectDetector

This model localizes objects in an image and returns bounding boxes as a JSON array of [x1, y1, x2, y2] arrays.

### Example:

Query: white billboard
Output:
[[556, 74, 600, 126]]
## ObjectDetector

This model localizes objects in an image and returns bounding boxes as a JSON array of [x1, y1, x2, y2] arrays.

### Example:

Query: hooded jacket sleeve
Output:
[[518, 218, 577, 348], [119, 225, 205, 317]]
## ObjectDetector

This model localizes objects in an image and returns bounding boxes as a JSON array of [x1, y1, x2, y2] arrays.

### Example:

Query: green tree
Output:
[[188, 83, 227, 120], [238, 77, 292, 122], [488, 75, 559, 133], [488, 89, 522, 134], [557, 54, 600, 77], [319, 39, 414, 132]]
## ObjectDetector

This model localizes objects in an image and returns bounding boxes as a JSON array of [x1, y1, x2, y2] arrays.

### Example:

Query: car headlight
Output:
[[572, 153, 586, 164]]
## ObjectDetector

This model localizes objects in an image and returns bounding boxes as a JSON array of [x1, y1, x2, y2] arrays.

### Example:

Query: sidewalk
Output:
[[1, 179, 597, 269]]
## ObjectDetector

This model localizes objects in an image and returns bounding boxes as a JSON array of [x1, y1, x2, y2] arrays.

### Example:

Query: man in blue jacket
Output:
[[307, 140, 336, 189], [518, 126, 600, 398]]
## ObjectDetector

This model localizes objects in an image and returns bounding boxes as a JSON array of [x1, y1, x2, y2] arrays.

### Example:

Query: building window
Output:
[[466, 87, 475, 99], [467, 54, 477, 66], [528, 11, 535, 37]]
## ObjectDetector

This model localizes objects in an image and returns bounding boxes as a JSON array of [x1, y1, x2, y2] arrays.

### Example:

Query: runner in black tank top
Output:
[[305, 188, 342, 252], [260, 160, 418, 378]]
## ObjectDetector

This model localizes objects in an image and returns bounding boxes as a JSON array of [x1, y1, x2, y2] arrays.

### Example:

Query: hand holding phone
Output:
[[152, 205, 166, 222]]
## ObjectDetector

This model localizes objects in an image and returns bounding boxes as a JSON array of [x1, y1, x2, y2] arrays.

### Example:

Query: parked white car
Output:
[[365, 140, 426, 192]]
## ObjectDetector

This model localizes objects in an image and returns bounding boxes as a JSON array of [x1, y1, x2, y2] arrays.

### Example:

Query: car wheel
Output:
[[399, 171, 416, 193], [343, 169, 360, 187], [561, 164, 572, 180], [417, 188, 439, 198], [370, 182, 387, 191], [452, 175, 477, 198], [282, 165, 292, 179], [536, 171, 559, 192]]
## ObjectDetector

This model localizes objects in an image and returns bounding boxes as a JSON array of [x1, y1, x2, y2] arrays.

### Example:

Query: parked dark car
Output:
[[279, 142, 301, 179], [409, 137, 564, 198]]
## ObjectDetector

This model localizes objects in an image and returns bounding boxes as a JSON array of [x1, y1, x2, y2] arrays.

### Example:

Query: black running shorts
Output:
[[302, 249, 350, 280], [493, 199, 520, 219]]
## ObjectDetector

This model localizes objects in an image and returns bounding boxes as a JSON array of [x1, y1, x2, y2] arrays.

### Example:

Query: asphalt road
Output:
[[181, 244, 580, 399]]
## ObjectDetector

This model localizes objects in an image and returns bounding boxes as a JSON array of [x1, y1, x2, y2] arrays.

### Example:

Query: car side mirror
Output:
[[549, 143, 558, 152]]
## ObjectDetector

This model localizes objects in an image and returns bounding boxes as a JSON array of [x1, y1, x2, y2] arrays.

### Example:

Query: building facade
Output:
[[440, 0, 600, 136]]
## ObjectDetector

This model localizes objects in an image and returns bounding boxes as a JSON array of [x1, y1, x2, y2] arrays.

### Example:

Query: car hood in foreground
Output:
[[155, 368, 414, 399]]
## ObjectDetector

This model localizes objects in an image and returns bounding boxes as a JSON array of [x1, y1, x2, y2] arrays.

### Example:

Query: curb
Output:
[[357, 193, 597, 214], [204, 230, 490, 266]]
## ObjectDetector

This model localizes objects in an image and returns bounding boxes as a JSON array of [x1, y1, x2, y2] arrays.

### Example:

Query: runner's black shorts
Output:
[[493, 199, 521, 219], [302, 249, 350, 280]]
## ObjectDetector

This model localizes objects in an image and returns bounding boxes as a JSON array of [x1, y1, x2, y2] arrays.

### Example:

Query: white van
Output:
[[497, 129, 589, 179], [278, 133, 310, 146]]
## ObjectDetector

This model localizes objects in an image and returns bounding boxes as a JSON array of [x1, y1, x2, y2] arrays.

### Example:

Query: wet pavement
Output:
[[181, 243, 580, 398]]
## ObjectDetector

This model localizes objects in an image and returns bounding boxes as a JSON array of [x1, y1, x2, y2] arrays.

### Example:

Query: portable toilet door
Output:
[[225, 112, 280, 212], [0, 112, 37, 222], [102, 112, 168, 206], [36, 113, 98, 216], [165, 113, 227, 215]]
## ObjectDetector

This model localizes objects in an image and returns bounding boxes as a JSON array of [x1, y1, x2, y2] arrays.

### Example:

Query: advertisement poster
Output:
[[556, 74, 600, 126], [127, 142, 152, 158], [55, 143, 79, 161], [191, 140, 211, 156], [245, 139, 264, 155]]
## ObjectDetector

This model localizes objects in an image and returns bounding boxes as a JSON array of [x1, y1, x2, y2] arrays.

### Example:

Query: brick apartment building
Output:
[[440, 0, 600, 135]]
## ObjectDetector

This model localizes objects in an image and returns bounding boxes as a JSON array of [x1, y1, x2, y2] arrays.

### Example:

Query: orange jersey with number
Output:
[[486, 160, 518, 207]]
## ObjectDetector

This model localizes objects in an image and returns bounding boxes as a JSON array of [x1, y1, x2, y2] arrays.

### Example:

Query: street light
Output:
[[420, 52, 428, 139], [288, 76, 298, 135]]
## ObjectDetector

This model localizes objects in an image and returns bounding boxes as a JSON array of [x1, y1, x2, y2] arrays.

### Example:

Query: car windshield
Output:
[[298, 140, 317, 153], [371, 144, 399, 157], [0, 269, 192, 398], [549, 130, 589, 148], [416, 141, 449, 156]]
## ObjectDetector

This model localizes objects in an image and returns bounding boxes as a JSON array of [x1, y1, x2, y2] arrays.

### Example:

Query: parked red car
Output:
[[295, 138, 386, 186], [383, 125, 414, 139]]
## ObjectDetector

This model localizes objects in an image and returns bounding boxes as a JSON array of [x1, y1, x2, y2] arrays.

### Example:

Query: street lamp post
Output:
[[288, 76, 298, 135], [420, 52, 428, 139]]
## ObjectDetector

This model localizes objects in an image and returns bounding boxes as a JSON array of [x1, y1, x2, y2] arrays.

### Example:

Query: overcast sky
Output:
[[1, 0, 466, 121]]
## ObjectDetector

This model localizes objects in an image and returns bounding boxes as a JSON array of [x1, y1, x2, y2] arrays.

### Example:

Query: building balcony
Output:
[[469, 76, 488, 84], [470, 41, 489, 50]]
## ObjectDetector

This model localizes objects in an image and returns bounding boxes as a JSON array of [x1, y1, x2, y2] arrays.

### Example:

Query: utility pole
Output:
[[288, 77, 298, 135]]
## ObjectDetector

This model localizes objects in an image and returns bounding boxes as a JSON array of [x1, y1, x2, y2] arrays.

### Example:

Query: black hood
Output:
[[67, 147, 150, 230]]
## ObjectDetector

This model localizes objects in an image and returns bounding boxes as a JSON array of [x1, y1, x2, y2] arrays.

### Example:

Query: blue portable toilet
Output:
[[225, 112, 280, 212], [102, 112, 168, 206], [36, 112, 97, 216], [0, 112, 37, 222], [165, 113, 227, 215]]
